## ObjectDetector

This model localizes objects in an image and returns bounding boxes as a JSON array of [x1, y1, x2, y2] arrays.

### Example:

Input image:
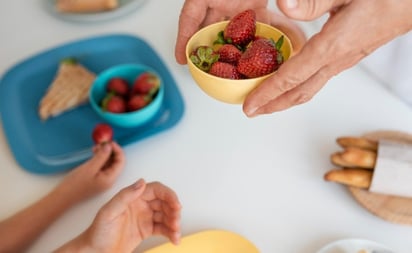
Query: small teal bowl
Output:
[[89, 64, 164, 128]]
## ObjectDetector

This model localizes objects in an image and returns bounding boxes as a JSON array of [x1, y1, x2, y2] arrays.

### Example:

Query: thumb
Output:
[[101, 179, 147, 220], [276, 0, 349, 20], [86, 143, 113, 173], [116, 179, 147, 205]]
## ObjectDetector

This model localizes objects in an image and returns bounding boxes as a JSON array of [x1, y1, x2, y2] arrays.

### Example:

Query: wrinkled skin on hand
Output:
[[242, 0, 412, 117]]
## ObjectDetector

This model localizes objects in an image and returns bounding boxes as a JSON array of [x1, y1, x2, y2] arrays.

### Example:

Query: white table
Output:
[[1, 1, 412, 253]]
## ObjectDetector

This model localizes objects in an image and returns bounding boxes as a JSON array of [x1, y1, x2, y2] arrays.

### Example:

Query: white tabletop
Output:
[[1, 1, 412, 253]]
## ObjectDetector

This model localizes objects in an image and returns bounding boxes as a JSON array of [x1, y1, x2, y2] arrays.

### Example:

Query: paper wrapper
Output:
[[369, 139, 412, 197]]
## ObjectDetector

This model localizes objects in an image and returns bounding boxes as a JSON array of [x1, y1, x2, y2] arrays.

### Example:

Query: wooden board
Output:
[[349, 130, 412, 225]]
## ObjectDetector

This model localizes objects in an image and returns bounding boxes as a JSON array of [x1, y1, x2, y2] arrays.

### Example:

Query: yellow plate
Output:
[[144, 230, 259, 253]]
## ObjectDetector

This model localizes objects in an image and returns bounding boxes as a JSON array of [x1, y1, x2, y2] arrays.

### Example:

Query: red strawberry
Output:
[[253, 35, 265, 41], [224, 9, 256, 47], [237, 38, 281, 78], [209, 62, 242, 79], [102, 94, 127, 113], [107, 78, 129, 96], [218, 44, 242, 65], [128, 94, 151, 111], [92, 123, 113, 144], [132, 72, 160, 96], [190, 45, 220, 72]]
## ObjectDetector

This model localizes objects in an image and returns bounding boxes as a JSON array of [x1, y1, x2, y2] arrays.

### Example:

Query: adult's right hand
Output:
[[243, 0, 412, 117], [175, 0, 269, 65]]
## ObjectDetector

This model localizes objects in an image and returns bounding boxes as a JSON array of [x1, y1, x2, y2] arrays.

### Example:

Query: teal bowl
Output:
[[89, 64, 164, 128]]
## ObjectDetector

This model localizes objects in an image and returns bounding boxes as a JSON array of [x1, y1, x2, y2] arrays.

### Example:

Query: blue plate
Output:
[[0, 34, 185, 174]]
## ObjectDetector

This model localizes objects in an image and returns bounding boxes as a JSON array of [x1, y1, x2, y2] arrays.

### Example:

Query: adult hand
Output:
[[243, 0, 412, 117], [54, 142, 125, 206], [175, 0, 269, 65], [55, 179, 181, 253]]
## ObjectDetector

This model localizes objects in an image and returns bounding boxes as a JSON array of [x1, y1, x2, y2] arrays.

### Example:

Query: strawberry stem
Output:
[[213, 31, 227, 45], [275, 35, 284, 51], [190, 46, 220, 72]]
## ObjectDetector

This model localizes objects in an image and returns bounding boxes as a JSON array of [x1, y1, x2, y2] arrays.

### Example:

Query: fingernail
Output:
[[245, 106, 258, 117], [132, 179, 144, 190], [102, 143, 111, 152], [174, 232, 181, 245], [286, 0, 298, 9]]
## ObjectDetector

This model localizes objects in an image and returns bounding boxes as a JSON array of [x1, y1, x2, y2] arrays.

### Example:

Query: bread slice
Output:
[[56, 0, 118, 13], [39, 59, 96, 120]]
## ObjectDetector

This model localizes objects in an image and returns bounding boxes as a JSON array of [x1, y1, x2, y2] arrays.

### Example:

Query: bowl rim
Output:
[[89, 63, 164, 117]]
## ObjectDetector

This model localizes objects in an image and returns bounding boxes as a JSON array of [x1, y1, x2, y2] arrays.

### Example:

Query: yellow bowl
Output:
[[186, 21, 293, 104], [143, 229, 259, 253]]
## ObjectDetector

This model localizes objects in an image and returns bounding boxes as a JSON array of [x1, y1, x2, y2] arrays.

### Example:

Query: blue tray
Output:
[[0, 34, 185, 174]]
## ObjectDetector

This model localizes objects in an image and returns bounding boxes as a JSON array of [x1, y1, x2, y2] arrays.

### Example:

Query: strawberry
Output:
[[224, 9, 256, 47], [102, 94, 127, 113], [106, 78, 129, 96], [209, 62, 241, 79], [218, 44, 242, 65], [253, 35, 265, 41], [190, 46, 220, 72], [132, 72, 160, 96], [92, 123, 113, 144], [237, 38, 282, 78], [128, 94, 151, 111]]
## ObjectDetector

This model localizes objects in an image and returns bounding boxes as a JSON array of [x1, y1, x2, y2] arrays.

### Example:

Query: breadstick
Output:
[[330, 152, 351, 168], [330, 147, 376, 169], [336, 137, 378, 152], [56, 0, 118, 13], [341, 147, 376, 168], [324, 169, 372, 189]]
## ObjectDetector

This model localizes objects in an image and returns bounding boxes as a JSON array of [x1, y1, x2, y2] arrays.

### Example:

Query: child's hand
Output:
[[54, 142, 125, 206], [55, 179, 182, 253]]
